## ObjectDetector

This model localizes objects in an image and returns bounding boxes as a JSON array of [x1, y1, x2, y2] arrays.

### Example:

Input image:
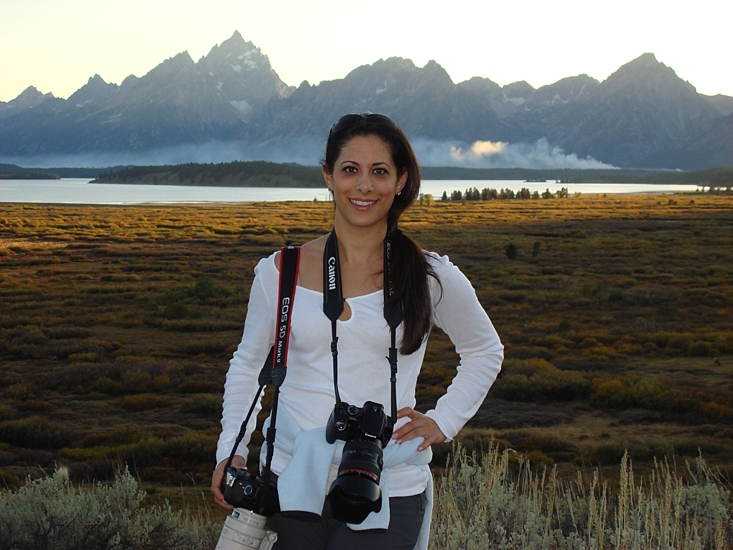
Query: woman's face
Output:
[[323, 134, 407, 232]]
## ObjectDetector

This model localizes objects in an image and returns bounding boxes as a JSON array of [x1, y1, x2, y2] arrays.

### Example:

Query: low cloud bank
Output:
[[2, 137, 614, 171], [413, 138, 616, 169]]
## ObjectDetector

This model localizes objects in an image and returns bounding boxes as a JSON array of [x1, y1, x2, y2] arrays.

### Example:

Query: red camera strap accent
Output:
[[271, 246, 300, 388], [227, 246, 300, 474]]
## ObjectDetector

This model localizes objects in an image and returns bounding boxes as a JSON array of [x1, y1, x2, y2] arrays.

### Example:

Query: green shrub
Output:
[[92, 377, 123, 395], [531, 335, 575, 349], [417, 386, 447, 401], [0, 404, 14, 421], [0, 467, 21, 489], [49, 338, 118, 360], [591, 378, 627, 407], [4, 384, 29, 400], [61, 446, 120, 461], [176, 380, 221, 394], [114, 394, 170, 412], [162, 431, 218, 465], [71, 430, 218, 470], [116, 438, 168, 466], [493, 360, 590, 402], [700, 401, 732, 422], [590, 375, 700, 414], [161, 319, 241, 332], [0, 416, 75, 449], [687, 340, 717, 356], [19, 400, 52, 413], [47, 328, 93, 339], [503, 345, 554, 360], [0, 468, 218, 549], [151, 374, 171, 391], [525, 449, 554, 467], [592, 440, 629, 465], [180, 394, 222, 417], [68, 352, 100, 363], [182, 340, 228, 355], [100, 274, 141, 282], [430, 443, 732, 549], [83, 425, 153, 447], [121, 369, 154, 393]]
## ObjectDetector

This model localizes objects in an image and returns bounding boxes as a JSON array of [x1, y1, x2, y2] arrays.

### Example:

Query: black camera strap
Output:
[[384, 230, 403, 422], [266, 246, 300, 389], [226, 246, 300, 485], [323, 229, 402, 425], [322, 231, 345, 405]]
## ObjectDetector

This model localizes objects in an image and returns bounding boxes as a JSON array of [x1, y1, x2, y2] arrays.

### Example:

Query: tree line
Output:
[[93, 161, 324, 187], [439, 187, 571, 202]]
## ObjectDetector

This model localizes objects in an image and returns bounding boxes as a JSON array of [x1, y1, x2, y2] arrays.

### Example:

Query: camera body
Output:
[[216, 468, 279, 549], [221, 467, 280, 517], [325, 401, 394, 524], [325, 400, 393, 446]]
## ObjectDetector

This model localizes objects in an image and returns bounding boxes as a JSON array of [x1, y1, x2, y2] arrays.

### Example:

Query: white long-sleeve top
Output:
[[216, 250, 504, 497]]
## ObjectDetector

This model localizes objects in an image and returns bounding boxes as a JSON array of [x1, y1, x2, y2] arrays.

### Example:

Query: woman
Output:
[[211, 113, 503, 550]]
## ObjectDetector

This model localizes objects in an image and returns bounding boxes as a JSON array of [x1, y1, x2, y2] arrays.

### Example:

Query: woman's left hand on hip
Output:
[[392, 407, 446, 451]]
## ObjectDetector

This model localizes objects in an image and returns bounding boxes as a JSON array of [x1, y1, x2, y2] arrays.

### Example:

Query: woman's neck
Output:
[[332, 219, 386, 266]]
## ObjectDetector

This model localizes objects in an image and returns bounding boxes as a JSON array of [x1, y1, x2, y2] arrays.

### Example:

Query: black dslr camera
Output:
[[216, 468, 279, 550], [325, 401, 394, 524], [221, 467, 280, 517]]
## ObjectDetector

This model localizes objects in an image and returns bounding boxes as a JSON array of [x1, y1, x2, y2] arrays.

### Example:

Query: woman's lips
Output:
[[350, 198, 377, 209]]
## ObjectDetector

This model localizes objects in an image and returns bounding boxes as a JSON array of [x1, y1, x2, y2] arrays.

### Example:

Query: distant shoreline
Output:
[[3, 160, 732, 188], [0, 172, 60, 180], [0, 179, 714, 206]]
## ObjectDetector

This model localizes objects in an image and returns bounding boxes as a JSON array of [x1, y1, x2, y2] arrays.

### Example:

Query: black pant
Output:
[[266, 492, 427, 550]]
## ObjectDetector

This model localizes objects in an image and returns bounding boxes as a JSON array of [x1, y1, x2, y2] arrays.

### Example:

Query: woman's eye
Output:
[[343, 166, 357, 173], [373, 168, 388, 175]]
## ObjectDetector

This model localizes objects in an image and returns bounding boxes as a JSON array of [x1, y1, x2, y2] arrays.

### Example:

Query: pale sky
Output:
[[1, 0, 731, 103]]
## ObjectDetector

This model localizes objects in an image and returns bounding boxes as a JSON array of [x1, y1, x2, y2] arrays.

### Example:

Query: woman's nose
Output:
[[355, 173, 373, 192]]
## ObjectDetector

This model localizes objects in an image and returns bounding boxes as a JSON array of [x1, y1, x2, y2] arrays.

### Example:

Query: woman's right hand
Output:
[[211, 455, 246, 510]]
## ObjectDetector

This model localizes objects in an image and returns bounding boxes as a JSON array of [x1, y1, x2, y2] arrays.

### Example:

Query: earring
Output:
[[397, 191, 402, 196]]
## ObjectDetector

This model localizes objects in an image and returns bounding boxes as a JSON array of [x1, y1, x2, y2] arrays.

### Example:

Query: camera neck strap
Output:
[[322, 229, 402, 425], [226, 246, 300, 483], [263, 246, 300, 388]]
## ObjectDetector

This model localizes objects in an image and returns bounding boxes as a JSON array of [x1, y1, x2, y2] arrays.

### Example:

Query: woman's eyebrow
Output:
[[338, 159, 393, 168]]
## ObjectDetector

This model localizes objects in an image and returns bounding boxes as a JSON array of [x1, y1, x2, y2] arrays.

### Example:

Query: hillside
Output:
[[0, 163, 103, 179], [93, 162, 733, 187], [1, 33, 731, 170], [93, 161, 324, 187]]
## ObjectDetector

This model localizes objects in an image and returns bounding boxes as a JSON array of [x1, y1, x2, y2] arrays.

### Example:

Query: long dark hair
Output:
[[322, 113, 439, 354]]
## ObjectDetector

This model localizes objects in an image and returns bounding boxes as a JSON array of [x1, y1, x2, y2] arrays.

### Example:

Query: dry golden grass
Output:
[[1, 194, 732, 496]]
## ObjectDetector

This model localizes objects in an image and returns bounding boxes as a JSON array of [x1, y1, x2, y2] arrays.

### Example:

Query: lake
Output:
[[0, 178, 701, 205]]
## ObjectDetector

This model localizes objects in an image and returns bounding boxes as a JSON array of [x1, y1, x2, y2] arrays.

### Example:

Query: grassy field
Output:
[[1, 193, 732, 521]]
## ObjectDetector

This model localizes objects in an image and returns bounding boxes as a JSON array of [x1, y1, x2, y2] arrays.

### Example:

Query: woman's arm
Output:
[[215, 256, 278, 466], [423, 253, 504, 441]]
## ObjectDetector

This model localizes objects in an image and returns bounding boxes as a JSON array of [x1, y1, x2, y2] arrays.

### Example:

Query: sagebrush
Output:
[[2, 445, 731, 550]]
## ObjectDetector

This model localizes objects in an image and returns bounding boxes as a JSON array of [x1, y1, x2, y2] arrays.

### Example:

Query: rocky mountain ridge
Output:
[[1, 32, 730, 170]]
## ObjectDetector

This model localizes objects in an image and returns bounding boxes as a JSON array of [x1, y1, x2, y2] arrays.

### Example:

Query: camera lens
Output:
[[327, 435, 384, 524], [216, 508, 278, 550]]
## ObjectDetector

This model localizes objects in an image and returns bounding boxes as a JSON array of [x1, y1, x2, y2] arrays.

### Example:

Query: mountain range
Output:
[[1, 31, 731, 170]]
